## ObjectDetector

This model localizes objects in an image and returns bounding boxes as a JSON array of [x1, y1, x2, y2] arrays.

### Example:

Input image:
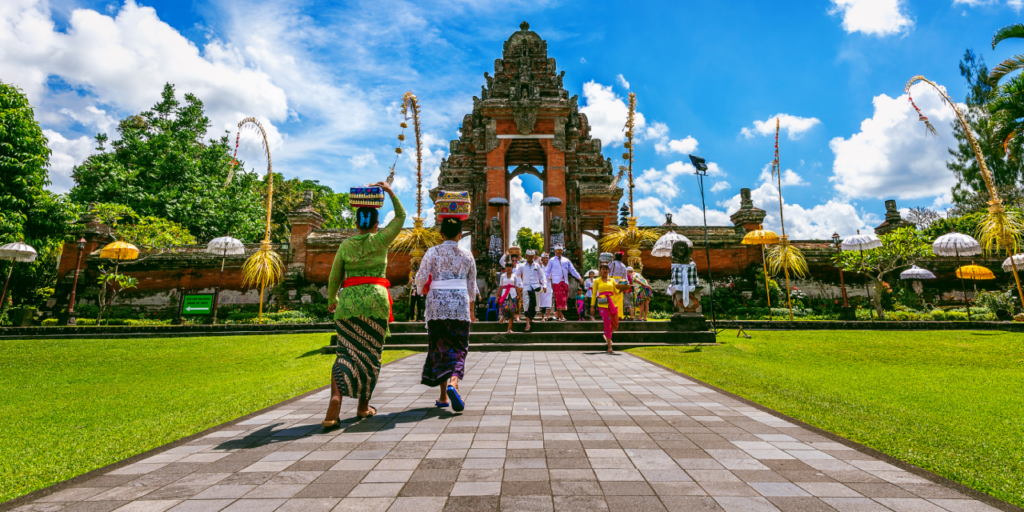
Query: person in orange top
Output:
[[589, 263, 622, 353]]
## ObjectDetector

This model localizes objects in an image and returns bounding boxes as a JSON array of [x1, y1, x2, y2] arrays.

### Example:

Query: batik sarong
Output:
[[421, 319, 470, 387], [553, 281, 570, 310], [332, 316, 386, 401]]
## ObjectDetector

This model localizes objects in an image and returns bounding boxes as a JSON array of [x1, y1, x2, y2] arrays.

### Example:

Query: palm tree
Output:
[[989, 24, 1024, 158]]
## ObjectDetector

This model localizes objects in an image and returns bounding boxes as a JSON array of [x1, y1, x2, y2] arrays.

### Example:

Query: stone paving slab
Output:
[[6, 352, 1015, 512]]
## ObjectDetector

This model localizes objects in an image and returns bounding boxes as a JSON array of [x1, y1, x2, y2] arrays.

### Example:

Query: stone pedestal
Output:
[[839, 306, 856, 321]]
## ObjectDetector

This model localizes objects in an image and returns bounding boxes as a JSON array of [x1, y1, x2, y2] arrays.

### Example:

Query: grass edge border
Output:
[[623, 350, 1024, 512], [0, 351, 419, 512]]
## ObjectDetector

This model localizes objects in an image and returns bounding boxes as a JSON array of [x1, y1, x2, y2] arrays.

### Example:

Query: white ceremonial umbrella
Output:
[[205, 236, 245, 324], [840, 230, 882, 251], [651, 231, 692, 258], [0, 241, 38, 311], [932, 232, 982, 320], [932, 232, 981, 257], [1002, 254, 1024, 273], [900, 265, 936, 280]]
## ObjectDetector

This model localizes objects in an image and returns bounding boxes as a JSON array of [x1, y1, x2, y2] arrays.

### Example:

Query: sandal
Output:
[[435, 400, 449, 408], [356, 406, 377, 418], [321, 416, 341, 428], [446, 385, 465, 412]]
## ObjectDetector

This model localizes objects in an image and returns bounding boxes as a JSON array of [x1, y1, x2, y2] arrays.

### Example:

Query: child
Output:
[[575, 290, 586, 321]]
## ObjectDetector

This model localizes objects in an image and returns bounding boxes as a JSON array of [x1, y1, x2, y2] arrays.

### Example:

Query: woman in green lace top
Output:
[[322, 181, 405, 427]]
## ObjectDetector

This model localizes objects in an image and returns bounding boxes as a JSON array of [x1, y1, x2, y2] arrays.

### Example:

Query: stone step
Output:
[[326, 341, 717, 353], [327, 329, 717, 351], [388, 316, 708, 333]]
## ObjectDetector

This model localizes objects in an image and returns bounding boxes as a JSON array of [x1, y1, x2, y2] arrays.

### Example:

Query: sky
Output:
[[4, 0, 1023, 247]]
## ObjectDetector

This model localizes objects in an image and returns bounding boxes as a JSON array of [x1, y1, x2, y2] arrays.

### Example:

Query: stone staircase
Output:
[[325, 314, 716, 352]]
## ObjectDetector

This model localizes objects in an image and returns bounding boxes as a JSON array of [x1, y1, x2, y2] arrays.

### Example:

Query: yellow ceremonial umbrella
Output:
[[98, 240, 139, 324], [956, 263, 996, 313], [742, 225, 780, 319]]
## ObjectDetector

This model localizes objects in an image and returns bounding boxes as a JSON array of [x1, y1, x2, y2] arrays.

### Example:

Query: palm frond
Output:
[[390, 227, 442, 253], [242, 242, 283, 291], [766, 239, 809, 279], [992, 23, 1024, 49], [990, 54, 1024, 85], [977, 205, 1023, 256], [598, 225, 660, 253]]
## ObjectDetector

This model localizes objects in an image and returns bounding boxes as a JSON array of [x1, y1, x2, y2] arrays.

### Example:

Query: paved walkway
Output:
[[15, 352, 1004, 512]]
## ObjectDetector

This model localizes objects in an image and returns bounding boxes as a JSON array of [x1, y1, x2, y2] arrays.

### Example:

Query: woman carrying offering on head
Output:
[[322, 181, 404, 427], [415, 191, 478, 412], [590, 263, 621, 354]]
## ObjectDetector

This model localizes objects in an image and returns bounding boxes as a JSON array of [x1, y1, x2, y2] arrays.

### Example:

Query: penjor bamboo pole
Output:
[[761, 245, 772, 320], [773, 118, 795, 321]]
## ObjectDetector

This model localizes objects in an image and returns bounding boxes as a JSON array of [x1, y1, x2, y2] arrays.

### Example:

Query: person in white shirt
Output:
[[544, 245, 582, 321], [497, 261, 522, 333], [538, 253, 554, 320], [513, 249, 547, 331]]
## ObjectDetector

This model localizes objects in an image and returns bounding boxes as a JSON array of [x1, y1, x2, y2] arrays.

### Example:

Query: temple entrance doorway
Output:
[[507, 169, 544, 251]]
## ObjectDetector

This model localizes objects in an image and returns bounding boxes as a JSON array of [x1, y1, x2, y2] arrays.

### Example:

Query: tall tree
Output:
[[947, 49, 1024, 208], [0, 82, 78, 308], [263, 176, 355, 242], [69, 83, 265, 243]]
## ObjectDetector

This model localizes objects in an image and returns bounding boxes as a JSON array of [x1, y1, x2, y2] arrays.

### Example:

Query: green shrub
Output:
[[41, 318, 58, 326], [975, 290, 1016, 315]]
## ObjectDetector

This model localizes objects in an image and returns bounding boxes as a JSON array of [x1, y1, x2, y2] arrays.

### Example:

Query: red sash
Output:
[[598, 290, 619, 331], [499, 283, 515, 306], [343, 277, 393, 322]]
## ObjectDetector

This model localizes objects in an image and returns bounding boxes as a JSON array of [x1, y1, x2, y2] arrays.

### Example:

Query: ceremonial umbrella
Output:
[[205, 236, 245, 324], [0, 241, 38, 312], [933, 232, 982, 319], [900, 265, 936, 280], [957, 263, 996, 281], [741, 226, 780, 318], [487, 197, 510, 207], [840, 230, 882, 318], [540, 197, 562, 207], [651, 231, 692, 258], [1002, 254, 1024, 273], [97, 240, 139, 323], [900, 265, 935, 297]]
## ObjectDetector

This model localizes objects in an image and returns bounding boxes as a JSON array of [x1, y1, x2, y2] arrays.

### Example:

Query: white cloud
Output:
[[710, 181, 731, 193], [740, 114, 821, 140], [507, 176, 543, 241], [829, 82, 959, 200], [655, 136, 699, 155], [43, 130, 94, 193], [829, 0, 913, 36], [633, 197, 732, 227], [758, 164, 807, 187], [719, 182, 869, 239], [579, 81, 645, 148], [616, 74, 630, 89], [953, 0, 1023, 11], [349, 151, 377, 169], [634, 160, 724, 200]]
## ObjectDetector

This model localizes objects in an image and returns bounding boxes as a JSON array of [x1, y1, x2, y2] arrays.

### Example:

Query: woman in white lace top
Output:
[[414, 217, 477, 412]]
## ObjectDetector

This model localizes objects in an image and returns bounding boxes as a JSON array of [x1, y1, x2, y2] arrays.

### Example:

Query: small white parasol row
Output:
[[932, 232, 982, 320], [0, 241, 38, 311], [651, 231, 693, 258], [1003, 254, 1024, 273]]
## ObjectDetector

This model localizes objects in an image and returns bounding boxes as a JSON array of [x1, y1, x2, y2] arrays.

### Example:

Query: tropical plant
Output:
[[833, 227, 933, 320], [763, 117, 808, 320], [69, 83, 265, 242]]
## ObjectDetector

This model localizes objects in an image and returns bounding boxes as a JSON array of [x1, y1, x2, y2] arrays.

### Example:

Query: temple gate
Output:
[[432, 22, 622, 270]]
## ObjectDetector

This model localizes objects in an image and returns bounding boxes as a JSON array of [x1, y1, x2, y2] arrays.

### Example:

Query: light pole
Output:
[[689, 154, 716, 331], [66, 237, 86, 325]]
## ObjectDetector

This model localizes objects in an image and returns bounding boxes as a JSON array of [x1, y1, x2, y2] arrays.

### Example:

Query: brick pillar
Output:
[[540, 139, 566, 252], [52, 205, 113, 314], [286, 190, 324, 281], [486, 140, 510, 249]]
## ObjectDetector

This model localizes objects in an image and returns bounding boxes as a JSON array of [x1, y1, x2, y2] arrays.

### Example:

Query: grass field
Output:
[[629, 330, 1024, 508], [0, 334, 416, 503]]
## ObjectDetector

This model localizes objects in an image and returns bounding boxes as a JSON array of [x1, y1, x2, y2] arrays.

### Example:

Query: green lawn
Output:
[[0, 334, 416, 503], [630, 330, 1024, 508]]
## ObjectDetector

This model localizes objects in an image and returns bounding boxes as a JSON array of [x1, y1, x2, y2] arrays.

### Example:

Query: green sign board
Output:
[[182, 294, 214, 315]]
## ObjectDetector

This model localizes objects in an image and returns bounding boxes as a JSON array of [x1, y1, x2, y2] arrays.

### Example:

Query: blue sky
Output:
[[4, 0, 1023, 244]]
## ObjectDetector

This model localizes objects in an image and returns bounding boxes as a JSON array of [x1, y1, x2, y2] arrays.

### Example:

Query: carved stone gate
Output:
[[432, 22, 623, 271]]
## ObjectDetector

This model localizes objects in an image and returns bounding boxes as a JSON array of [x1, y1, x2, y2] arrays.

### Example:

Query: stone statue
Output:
[[488, 216, 502, 238], [488, 216, 503, 260], [670, 241, 701, 315], [549, 215, 565, 248]]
